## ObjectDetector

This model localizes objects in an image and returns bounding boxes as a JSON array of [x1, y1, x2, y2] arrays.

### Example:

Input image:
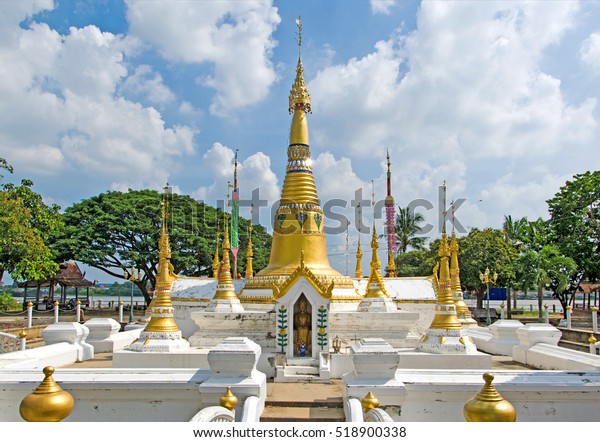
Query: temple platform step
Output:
[[286, 357, 319, 367], [261, 381, 345, 422]]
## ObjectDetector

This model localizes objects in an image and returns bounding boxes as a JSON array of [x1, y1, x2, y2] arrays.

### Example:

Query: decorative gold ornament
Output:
[[27, 301, 33, 308], [589, 334, 597, 345], [20, 366, 74, 422], [449, 205, 471, 318], [18, 329, 27, 339], [220, 386, 238, 411], [464, 373, 516, 422], [361, 391, 380, 411]]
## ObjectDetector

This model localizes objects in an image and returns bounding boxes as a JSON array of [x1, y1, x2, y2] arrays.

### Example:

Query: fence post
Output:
[[53, 301, 59, 324], [119, 301, 124, 323], [27, 302, 33, 328], [19, 330, 27, 351], [76, 300, 81, 323], [593, 307, 598, 333], [500, 303, 505, 320], [589, 335, 597, 355], [544, 304, 549, 324], [566, 305, 572, 330]]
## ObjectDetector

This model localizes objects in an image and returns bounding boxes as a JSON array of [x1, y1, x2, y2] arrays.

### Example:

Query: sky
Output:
[[1, 0, 599, 281]]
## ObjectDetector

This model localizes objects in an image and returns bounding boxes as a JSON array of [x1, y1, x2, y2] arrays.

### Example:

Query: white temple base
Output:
[[416, 328, 478, 354], [127, 330, 190, 352], [397, 348, 491, 369], [357, 297, 397, 312], [207, 298, 245, 312]]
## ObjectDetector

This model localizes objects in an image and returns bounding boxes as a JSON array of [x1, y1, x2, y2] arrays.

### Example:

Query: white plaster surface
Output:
[[42, 322, 94, 361]]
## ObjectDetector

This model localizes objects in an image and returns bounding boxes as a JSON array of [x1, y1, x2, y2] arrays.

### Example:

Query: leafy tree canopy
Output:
[[52, 189, 271, 304], [0, 159, 60, 282], [547, 170, 600, 284]]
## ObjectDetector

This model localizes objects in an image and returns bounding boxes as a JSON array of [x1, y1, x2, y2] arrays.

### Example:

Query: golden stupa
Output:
[[253, 19, 345, 282]]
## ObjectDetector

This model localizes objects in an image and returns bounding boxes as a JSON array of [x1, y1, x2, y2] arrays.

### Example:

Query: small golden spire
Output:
[[361, 391, 380, 411], [20, 366, 74, 422], [429, 185, 462, 330], [464, 373, 516, 422], [220, 386, 238, 411], [355, 237, 363, 278], [245, 220, 254, 279], [450, 203, 470, 318], [213, 214, 239, 300], [212, 219, 220, 279], [144, 185, 180, 334], [589, 334, 597, 345], [364, 224, 388, 298]]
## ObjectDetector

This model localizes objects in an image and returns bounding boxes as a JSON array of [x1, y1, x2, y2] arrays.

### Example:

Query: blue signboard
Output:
[[488, 287, 507, 301]]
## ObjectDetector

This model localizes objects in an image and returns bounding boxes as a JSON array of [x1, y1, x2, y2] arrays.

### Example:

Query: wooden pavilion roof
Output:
[[18, 261, 95, 289]]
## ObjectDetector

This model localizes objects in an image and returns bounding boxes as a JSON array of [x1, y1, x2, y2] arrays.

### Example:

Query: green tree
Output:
[[458, 228, 519, 309], [0, 292, 20, 312], [395, 206, 427, 253], [547, 171, 600, 293], [395, 250, 430, 277], [0, 159, 60, 283], [516, 245, 577, 320], [52, 189, 271, 304]]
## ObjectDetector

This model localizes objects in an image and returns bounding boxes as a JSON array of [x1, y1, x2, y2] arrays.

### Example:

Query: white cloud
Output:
[[370, 0, 397, 15], [580, 31, 600, 73], [309, 1, 598, 231], [121, 64, 176, 104], [192, 143, 280, 228], [125, 0, 280, 116], [0, 3, 196, 192]]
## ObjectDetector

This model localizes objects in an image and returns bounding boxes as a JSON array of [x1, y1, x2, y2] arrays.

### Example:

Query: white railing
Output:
[[365, 408, 394, 422], [189, 406, 234, 422], [241, 396, 262, 422], [344, 397, 365, 422], [0, 332, 20, 354]]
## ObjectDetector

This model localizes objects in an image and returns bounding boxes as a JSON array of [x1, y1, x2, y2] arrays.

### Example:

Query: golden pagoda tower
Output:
[[354, 237, 363, 278], [450, 202, 476, 326], [208, 214, 244, 312], [245, 223, 254, 279], [128, 185, 190, 352], [212, 220, 220, 279], [417, 182, 476, 354], [251, 18, 347, 282], [358, 224, 397, 312]]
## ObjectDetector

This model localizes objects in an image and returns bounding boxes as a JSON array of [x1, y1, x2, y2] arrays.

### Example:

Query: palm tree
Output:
[[395, 206, 426, 254], [516, 245, 577, 321]]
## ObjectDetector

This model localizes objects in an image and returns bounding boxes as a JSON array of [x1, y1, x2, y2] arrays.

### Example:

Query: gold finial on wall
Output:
[[20, 366, 74, 422], [464, 373, 516, 422]]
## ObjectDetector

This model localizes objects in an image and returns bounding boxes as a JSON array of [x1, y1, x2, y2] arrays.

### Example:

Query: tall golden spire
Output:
[[212, 219, 220, 279], [213, 214, 239, 300], [429, 182, 462, 330], [450, 202, 471, 318], [245, 210, 254, 279], [364, 224, 388, 298], [255, 18, 343, 281], [144, 185, 181, 334]]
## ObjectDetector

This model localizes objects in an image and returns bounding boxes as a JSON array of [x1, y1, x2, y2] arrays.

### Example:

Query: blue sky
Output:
[[1, 0, 599, 281]]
